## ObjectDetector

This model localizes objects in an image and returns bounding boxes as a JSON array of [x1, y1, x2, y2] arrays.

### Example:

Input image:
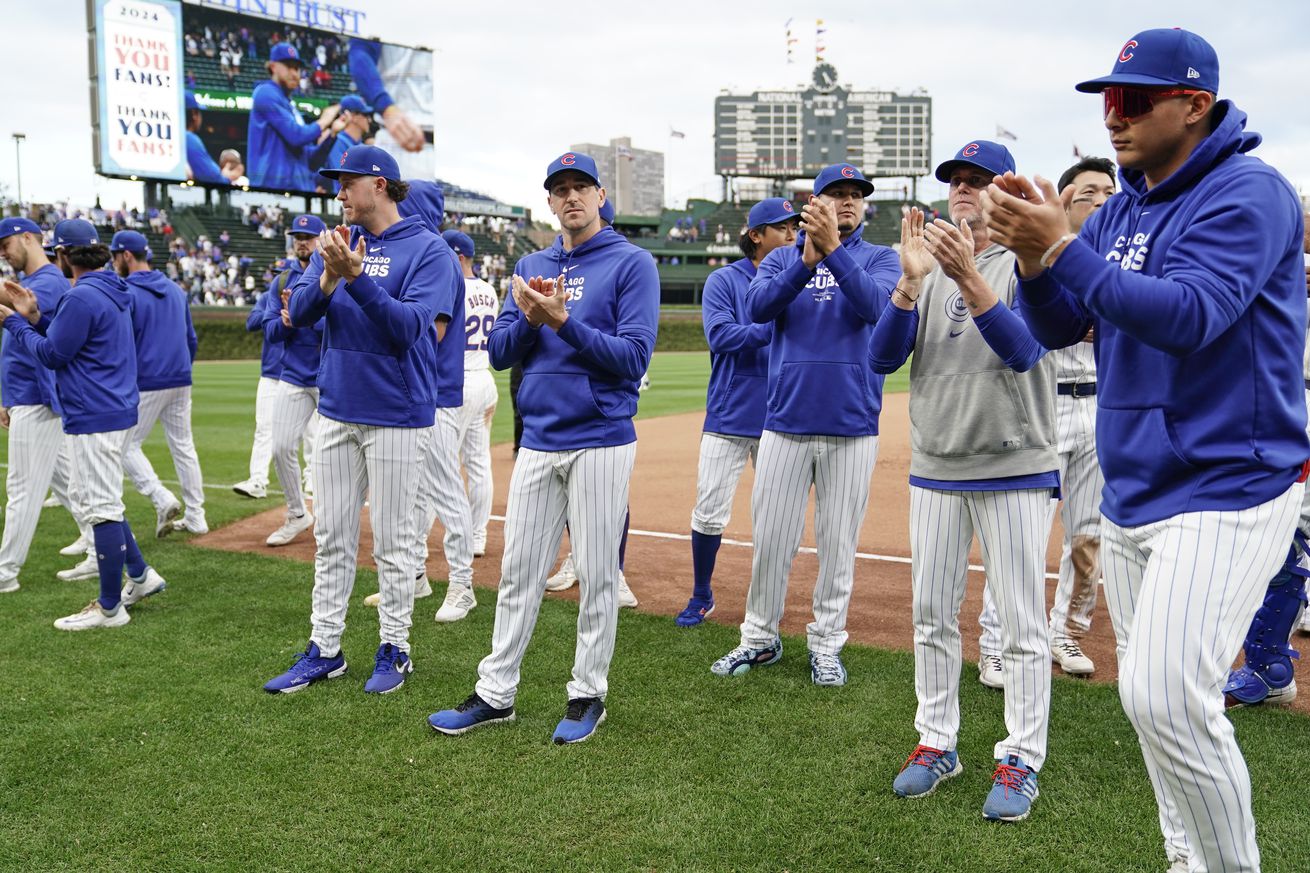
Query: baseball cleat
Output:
[[266, 512, 313, 547], [617, 572, 638, 609], [232, 479, 267, 499], [1051, 640, 1094, 676], [1224, 666, 1297, 708], [893, 745, 963, 798], [56, 555, 99, 582], [155, 494, 183, 538], [809, 651, 848, 686], [120, 567, 167, 607], [172, 515, 209, 535], [363, 643, 412, 694], [60, 534, 91, 556], [545, 554, 577, 592], [263, 642, 347, 694], [978, 654, 1004, 690], [365, 574, 432, 607], [54, 599, 130, 631], [42, 494, 60, 509], [675, 597, 715, 627], [428, 693, 515, 735], [711, 639, 782, 677], [473, 535, 487, 558], [552, 697, 606, 744], [434, 584, 476, 623], [0, 578, 19, 594], [982, 755, 1039, 822]]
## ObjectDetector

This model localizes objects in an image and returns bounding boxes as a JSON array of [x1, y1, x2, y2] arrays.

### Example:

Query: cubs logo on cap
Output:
[[544, 151, 601, 189], [813, 163, 874, 197], [747, 197, 802, 229], [0, 217, 42, 241], [287, 214, 327, 236], [1075, 28, 1219, 94], [318, 144, 402, 182], [934, 139, 1016, 183], [269, 43, 301, 65]]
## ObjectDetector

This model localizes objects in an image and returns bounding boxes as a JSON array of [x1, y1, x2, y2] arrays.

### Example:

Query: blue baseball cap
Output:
[[442, 230, 475, 258], [1076, 28, 1219, 94], [318, 144, 402, 182], [599, 199, 615, 225], [543, 152, 601, 190], [747, 198, 800, 229], [0, 217, 42, 241], [50, 219, 99, 248], [269, 43, 302, 66], [185, 90, 201, 112], [109, 230, 149, 254], [340, 94, 373, 114], [287, 214, 327, 236], [43, 244, 56, 258], [813, 163, 874, 197], [934, 140, 1016, 183]]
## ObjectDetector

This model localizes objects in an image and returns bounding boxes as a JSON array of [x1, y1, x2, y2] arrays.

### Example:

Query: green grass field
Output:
[[0, 358, 1306, 872]]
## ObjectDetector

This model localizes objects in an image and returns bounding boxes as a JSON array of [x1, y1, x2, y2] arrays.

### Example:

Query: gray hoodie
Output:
[[906, 244, 1058, 481]]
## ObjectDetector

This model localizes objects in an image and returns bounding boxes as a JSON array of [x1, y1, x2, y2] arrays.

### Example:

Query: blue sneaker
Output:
[[809, 651, 848, 686], [710, 639, 782, 676], [552, 697, 606, 744], [428, 693, 516, 735], [363, 643, 412, 694], [892, 745, 963, 798], [982, 754, 1040, 822], [263, 642, 347, 694], [675, 597, 715, 627]]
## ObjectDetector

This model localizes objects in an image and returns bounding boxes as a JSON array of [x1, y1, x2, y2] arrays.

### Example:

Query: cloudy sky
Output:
[[5, 0, 1308, 217]]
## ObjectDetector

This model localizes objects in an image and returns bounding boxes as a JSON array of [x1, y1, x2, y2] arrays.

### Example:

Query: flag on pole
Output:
[[669, 128, 686, 139], [995, 124, 1018, 141], [815, 18, 826, 60], [1073, 142, 1083, 158], [785, 18, 795, 63]]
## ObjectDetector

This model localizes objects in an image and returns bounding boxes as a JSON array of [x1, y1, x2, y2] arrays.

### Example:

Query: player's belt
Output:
[[1057, 382, 1096, 398]]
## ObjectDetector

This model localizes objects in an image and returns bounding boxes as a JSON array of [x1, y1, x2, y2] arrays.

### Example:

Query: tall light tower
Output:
[[12, 133, 26, 207]]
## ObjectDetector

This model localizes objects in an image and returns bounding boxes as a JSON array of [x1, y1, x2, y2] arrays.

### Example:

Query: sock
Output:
[[120, 520, 147, 579], [618, 510, 630, 571], [690, 531, 722, 601], [92, 521, 127, 610]]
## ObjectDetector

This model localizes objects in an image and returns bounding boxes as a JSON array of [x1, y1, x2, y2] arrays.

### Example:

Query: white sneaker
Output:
[[155, 494, 183, 538], [57, 555, 100, 581], [473, 535, 487, 558], [978, 654, 1004, 690], [172, 515, 210, 535], [232, 479, 267, 499], [0, 578, 18, 594], [617, 572, 638, 609], [55, 599, 130, 631], [1051, 639, 1094, 676], [60, 534, 90, 556], [435, 584, 476, 622], [365, 575, 432, 607], [43, 494, 60, 509], [545, 554, 577, 592], [266, 512, 313, 547], [121, 567, 167, 607]]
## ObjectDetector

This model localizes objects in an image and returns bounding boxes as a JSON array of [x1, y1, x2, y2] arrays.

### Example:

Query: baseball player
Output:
[[184, 90, 228, 186], [264, 145, 454, 695], [0, 220, 167, 630], [246, 43, 339, 192], [975, 156, 1117, 686], [710, 163, 898, 686], [0, 218, 82, 594], [427, 151, 658, 743], [112, 231, 206, 537], [1223, 209, 1310, 706], [232, 262, 290, 500], [985, 28, 1308, 870], [678, 198, 799, 627], [878, 141, 1057, 824], [263, 215, 327, 548], [323, 95, 374, 194]]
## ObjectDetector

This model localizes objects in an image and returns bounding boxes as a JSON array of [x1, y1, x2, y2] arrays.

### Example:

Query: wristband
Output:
[[893, 285, 918, 306], [1039, 234, 1076, 269]]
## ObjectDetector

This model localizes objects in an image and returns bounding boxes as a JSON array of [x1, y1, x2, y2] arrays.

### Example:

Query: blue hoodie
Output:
[[3, 270, 138, 434], [747, 226, 899, 436], [186, 131, 227, 186], [126, 270, 197, 391], [702, 258, 771, 438], [247, 272, 290, 378], [1, 263, 67, 409], [489, 226, 659, 451], [347, 39, 395, 114], [395, 181, 463, 408], [398, 180, 446, 237], [288, 214, 454, 427], [1016, 101, 1309, 527], [262, 260, 323, 388], [247, 80, 320, 192]]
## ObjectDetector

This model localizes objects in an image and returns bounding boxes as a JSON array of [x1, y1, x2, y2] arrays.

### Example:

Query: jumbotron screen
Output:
[[88, 0, 434, 195]]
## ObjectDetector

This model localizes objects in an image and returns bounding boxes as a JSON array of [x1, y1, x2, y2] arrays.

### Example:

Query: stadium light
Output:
[[12, 133, 26, 207]]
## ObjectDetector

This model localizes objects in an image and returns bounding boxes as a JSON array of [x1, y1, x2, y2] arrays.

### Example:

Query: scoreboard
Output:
[[714, 63, 931, 179]]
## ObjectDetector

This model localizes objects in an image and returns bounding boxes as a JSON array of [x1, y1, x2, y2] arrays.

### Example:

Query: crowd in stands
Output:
[[245, 204, 289, 239], [184, 20, 349, 94]]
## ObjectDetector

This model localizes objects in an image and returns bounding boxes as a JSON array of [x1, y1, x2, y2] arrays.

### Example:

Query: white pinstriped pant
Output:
[[270, 382, 318, 517], [1047, 393, 1104, 642], [690, 433, 758, 536], [122, 386, 205, 512], [457, 368, 498, 543], [68, 429, 132, 525], [0, 405, 78, 583], [412, 407, 474, 588], [309, 417, 432, 654], [1103, 482, 1303, 873], [246, 376, 279, 486], [740, 431, 877, 656], [911, 486, 1052, 771], [475, 442, 636, 709]]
